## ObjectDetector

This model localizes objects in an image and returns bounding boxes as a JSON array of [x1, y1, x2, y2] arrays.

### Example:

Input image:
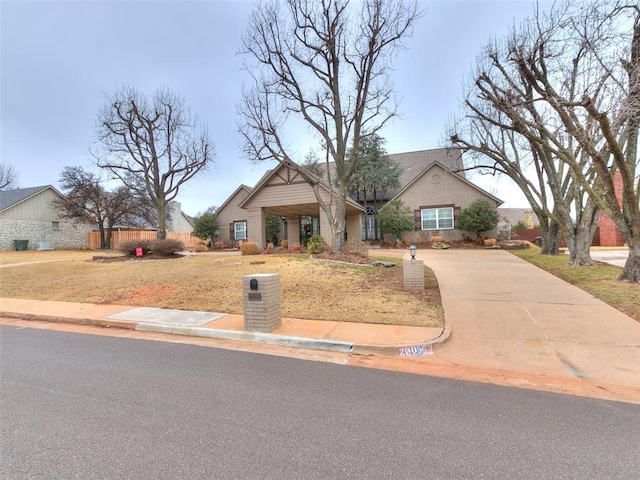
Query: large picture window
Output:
[[234, 221, 247, 240], [421, 207, 454, 230]]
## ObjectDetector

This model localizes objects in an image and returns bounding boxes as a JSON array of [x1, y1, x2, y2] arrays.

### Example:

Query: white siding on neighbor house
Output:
[[0, 189, 91, 251], [0, 188, 61, 221]]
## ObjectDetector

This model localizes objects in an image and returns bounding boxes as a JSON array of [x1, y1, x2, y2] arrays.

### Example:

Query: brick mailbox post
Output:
[[242, 273, 282, 333], [403, 259, 425, 292]]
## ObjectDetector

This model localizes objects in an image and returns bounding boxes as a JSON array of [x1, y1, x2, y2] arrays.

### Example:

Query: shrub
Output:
[[430, 235, 444, 242], [192, 213, 219, 241], [457, 199, 499, 240], [513, 220, 528, 230], [290, 242, 303, 254], [264, 242, 276, 253], [281, 239, 288, 249], [307, 235, 326, 254], [118, 239, 154, 256], [484, 238, 497, 247], [153, 239, 185, 255], [195, 242, 209, 252], [240, 242, 260, 255], [214, 241, 226, 249]]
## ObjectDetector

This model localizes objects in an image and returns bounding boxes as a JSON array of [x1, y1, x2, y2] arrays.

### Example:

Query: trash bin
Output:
[[13, 240, 29, 251], [534, 236, 542, 247]]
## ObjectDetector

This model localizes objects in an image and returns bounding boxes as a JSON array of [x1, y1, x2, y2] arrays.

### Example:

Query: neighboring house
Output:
[[167, 202, 195, 232], [217, 147, 503, 247], [0, 185, 91, 251], [498, 208, 538, 230]]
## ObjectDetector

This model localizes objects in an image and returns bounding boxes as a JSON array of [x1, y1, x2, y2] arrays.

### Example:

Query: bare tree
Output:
[[53, 166, 151, 249], [0, 163, 19, 190], [239, 0, 419, 251], [509, 1, 640, 281], [449, 0, 639, 278], [448, 31, 602, 263], [94, 86, 215, 240]]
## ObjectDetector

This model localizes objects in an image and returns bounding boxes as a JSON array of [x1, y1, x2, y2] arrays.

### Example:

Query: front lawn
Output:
[[0, 251, 443, 328]]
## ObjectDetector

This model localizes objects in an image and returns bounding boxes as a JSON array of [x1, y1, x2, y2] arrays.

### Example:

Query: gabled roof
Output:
[[0, 185, 63, 213], [391, 160, 503, 206], [319, 147, 464, 202], [238, 160, 364, 213], [388, 147, 464, 194], [217, 184, 253, 214]]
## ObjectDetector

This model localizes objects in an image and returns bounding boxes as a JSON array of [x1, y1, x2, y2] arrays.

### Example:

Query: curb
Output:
[[0, 311, 137, 331], [1, 311, 452, 357], [135, 322, 354, 353]]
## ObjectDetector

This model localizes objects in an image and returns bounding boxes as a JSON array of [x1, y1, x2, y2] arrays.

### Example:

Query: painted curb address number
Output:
[[398, 344, 433, 356]]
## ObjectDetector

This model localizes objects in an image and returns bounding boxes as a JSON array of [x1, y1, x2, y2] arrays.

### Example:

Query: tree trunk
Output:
[[98, 224, 108, 250], [105, 227, 113, 250], [331, 193, 347, 252], [539, 217, 561, 255], [619, 240, 640, 283], [157, 200, 167, 240]]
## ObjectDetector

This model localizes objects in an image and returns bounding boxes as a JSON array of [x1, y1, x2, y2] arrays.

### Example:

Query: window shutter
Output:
[[229, 222, 234, 241], [414, 210, 421, 231], [454, 207, 461, 227]]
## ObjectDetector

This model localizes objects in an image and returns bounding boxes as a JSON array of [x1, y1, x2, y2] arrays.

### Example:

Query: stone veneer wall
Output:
[[0, 218, 90, 251]]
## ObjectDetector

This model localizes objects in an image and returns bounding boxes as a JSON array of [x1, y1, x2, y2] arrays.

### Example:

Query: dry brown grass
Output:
[[0, 250, 443, 328]]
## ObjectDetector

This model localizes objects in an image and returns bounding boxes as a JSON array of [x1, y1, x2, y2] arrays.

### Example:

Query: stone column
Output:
[[403, 260, 425, 292], [242, 273, 281, 332]]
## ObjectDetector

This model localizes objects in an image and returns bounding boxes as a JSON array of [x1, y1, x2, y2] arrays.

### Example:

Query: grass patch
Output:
[[0, 251, 443, 328], [509, 247, 639, 322]]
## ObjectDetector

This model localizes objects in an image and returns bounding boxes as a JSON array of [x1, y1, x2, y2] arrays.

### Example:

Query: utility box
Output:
[[13, 240, 29, 251], [403, 259, 425, 292], [242, 273, 281, 333]]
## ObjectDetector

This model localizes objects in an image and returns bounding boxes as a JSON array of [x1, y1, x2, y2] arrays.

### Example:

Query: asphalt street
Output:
[[2, 326, 639, 479]]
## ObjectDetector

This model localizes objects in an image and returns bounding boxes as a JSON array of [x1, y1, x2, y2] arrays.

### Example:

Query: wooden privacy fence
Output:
[[86, 230, 199, 250]]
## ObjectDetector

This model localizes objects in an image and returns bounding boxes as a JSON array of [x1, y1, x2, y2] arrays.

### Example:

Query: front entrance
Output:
[[300, 216, 319, 246]]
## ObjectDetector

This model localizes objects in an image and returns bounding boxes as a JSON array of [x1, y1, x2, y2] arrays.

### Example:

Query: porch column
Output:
[[346, 213, 361, 244], [247, 207, 266, 248], [286, 216, 300, 245]]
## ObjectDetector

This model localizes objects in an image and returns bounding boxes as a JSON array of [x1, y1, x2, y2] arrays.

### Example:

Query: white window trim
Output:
[[234, 221, 247, 240], [421, 207, 454, 230]]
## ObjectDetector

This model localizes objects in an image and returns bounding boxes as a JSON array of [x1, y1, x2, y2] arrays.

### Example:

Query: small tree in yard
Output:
[[192, 213, 219, 243], [457, 199, 499, 240], [378, 199, 414, 238]]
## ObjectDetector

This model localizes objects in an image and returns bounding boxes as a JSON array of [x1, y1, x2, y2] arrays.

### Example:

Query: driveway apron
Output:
[[415, 249, 640, 388]]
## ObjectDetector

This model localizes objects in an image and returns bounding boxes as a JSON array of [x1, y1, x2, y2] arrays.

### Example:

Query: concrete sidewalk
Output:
[[1, 248, 639, 392], [0, 297, 444, 355]]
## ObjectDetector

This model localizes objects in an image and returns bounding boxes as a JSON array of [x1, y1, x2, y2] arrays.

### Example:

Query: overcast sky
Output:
[[1, 0, 544, 216]]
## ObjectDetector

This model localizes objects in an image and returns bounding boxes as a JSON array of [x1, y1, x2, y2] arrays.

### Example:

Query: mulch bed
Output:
[[92, 253, 186, 263]]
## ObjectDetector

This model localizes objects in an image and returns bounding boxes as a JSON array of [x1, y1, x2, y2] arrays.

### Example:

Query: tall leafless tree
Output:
[[448, 29, 602, 263], [239, 0, 419, 251], [450, 1, 639, 281], [0, 163, 19, 191], [94, 86, 214, 240]]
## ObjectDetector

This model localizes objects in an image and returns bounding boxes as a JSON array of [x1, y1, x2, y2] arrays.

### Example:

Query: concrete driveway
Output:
[[589, 248, 629, 267], [415, 249, 640, 388]]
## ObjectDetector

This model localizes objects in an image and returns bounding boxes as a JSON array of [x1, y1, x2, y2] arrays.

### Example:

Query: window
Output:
[[421, 207, 454, 230], [234, 221, 247, 240], [51, 221, 60, 231]]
